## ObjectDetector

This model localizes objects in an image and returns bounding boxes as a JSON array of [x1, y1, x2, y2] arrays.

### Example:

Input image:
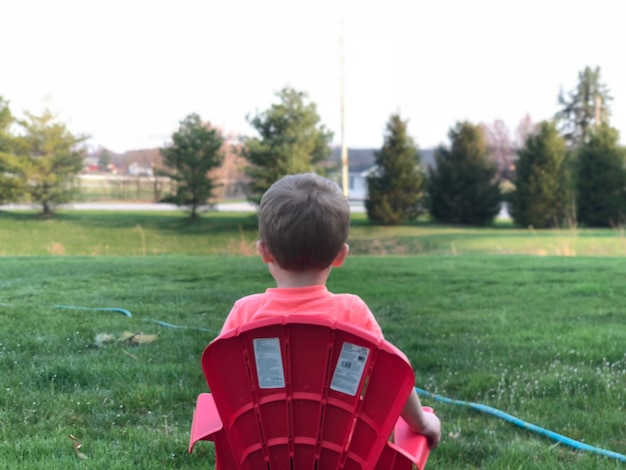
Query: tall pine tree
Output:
[[576, 123, 626, 226], [365, 114, 425, 224], [555, 66, 612, 147], [509, 121, 573, 228], [159, 113, 224, 219], [241, 87, 333, 205], [427, 121, 501, 225]]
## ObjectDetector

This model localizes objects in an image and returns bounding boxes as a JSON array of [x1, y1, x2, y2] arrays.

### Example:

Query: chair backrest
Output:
[[201, 315, 416, 470]]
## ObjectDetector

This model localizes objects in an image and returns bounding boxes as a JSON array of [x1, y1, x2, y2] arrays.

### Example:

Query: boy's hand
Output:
[[401, 390, 442, 449], [420, 411, 441, 449]]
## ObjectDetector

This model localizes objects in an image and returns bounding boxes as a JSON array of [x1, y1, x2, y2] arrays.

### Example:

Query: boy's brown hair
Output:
[[258, 173, 350, 271]]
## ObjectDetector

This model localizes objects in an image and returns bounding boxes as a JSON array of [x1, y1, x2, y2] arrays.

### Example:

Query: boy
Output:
[[221, 173, 441, 449]]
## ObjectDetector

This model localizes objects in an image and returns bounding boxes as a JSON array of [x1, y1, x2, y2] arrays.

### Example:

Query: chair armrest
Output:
[[392, 406, 434, 470], [188, 393, 223, 453]]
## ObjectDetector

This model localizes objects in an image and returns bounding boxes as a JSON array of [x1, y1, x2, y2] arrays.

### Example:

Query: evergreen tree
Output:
[[12, 110, 86, 216], [509, 121, 573, 228], [0, 97, 25, 204], [576, 123, 626, 226], [0, 97, 12, 150], [159, 113, 224, 219], [555, 66, 612, 147], [427, 121, 501, 225], [241, 87, 333, 205], [365, 114, 425, 224]]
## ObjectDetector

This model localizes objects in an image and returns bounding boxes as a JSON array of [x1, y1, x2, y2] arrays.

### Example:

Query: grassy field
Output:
[[1, 211, 625, 468], [2, 209, 626, 257]]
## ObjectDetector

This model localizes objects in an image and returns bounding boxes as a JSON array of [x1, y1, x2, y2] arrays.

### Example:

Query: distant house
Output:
[[82, 155, 100, 173], [328, 147, 435, 200], [127, 161, 154, 177]]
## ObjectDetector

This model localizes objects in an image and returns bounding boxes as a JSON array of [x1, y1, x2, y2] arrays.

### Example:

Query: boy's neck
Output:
[[269, 263, 331, 288]]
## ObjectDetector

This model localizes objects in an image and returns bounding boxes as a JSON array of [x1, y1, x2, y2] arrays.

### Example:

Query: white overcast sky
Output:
[[2, 0, 624, 153]]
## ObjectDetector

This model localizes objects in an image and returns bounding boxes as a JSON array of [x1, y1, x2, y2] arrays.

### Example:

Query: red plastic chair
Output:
[[189, 315, 434, 469]]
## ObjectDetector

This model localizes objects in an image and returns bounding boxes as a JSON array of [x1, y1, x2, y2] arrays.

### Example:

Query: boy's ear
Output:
[[331, 243, 350, 267], [256, 240, 274, 263]]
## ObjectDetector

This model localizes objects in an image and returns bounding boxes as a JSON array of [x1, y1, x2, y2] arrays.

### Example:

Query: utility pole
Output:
[[339, 20, 349, 198], [595, 95, 602, 125]]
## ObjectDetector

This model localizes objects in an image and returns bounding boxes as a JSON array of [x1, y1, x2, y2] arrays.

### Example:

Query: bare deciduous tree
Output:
[[515, 113, 536, 148], [483, 119, 516, 182]]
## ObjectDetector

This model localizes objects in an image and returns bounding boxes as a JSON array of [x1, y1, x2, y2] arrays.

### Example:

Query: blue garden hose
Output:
[[142, 318, 214, 333], [415, 386, 626, 463], [53, 305, 214, 332], [3, 303, 213, 332], [54, 305, 133, 317]]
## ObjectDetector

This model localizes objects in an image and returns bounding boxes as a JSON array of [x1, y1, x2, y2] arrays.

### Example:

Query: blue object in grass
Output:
[[54, 305, 132, 317], [415, 387, 626, 463]]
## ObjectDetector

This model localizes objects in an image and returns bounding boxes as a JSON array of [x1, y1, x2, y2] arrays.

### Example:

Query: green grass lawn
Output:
[[2, 209, 626, 257], [1, 211, 625, 468]]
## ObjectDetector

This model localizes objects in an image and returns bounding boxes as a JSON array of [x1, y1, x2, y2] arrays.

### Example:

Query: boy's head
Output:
[[258, 173, 350, 271]]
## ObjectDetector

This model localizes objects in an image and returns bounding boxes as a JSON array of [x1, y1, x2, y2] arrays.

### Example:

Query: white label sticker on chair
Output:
[[253, 338, 285, 389], [330, 342, 370, 396]]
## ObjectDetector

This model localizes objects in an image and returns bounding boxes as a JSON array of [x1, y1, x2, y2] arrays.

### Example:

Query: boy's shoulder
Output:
[[331, 291, 368, 304], [233, 292, 266, 307]]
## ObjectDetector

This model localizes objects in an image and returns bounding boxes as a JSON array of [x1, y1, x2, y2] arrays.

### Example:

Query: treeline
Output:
[[1, 66, 624, 226], [367, 66, 625, 228]]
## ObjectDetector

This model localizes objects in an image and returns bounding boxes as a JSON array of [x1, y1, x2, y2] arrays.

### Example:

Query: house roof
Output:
[[329, 147, 436, 172], [330, 147, 376, 172]]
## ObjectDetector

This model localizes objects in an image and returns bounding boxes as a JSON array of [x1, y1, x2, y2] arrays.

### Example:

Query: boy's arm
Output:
[[401, 388, 442, 449]]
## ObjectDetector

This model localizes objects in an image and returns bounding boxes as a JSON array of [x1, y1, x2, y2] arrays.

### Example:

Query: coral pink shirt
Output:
[[221, 285, 383, 338]]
